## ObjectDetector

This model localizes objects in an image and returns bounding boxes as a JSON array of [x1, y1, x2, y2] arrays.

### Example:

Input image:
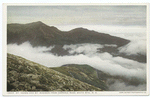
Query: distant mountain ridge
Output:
[[7, 21, 130, 47], [7, 21, 146, 63]]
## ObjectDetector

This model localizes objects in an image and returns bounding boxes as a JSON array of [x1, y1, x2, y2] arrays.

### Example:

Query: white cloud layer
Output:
[[118, 40, 146, 55], [63, 43, 103, 55]]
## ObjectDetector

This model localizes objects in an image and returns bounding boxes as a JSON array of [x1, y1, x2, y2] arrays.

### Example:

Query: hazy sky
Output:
[[7, 5, 146, 26]]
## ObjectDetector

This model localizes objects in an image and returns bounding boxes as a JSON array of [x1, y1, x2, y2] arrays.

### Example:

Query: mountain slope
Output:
[[51, 64, 146, 91], [7, 21, 130, 47], [7, 53, 102, 91], [51, 64, 108, 90]]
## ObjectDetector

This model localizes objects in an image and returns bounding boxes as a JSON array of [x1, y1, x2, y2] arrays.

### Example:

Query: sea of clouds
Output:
[[7, 42, 146, 78], [7, 42, 146, 91]]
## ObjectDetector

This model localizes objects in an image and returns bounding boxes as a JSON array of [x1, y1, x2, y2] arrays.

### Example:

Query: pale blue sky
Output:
[[7, 5, 146, 26]]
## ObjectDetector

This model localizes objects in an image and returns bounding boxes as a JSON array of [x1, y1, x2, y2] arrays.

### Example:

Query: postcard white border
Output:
[[2, 3, 149, 96]]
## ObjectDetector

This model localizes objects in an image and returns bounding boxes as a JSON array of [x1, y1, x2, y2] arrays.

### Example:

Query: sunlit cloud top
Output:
[[7, 5, 146, 26]]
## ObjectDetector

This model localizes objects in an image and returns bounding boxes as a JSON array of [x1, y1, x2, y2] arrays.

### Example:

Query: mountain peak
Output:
[[69, 27, 91, 34], [71, 27, 88, 31], [27, 21, 44, 25], [35, 21, 44, 24]]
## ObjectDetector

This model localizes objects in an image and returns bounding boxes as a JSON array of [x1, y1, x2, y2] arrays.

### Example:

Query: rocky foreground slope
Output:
[[7, 53, 102, 91]]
